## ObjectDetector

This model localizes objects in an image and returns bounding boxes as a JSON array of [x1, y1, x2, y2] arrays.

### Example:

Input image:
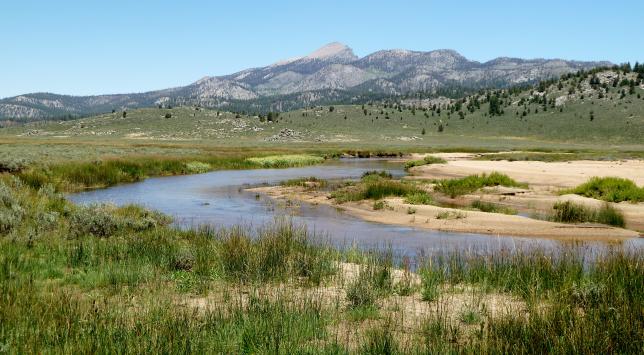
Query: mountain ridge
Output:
[[0, 43, 612, 121]]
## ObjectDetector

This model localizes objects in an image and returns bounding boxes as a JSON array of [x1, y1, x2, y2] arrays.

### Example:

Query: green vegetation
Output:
[[550, 201, 625, 227], [246, 154, 325, 168], [404, 192, 433, 205], [435, 210, 466, 220], [434, 172, 527, 198], [404, 155, 447, 170], [331, 174, 431, 204], [476, 150, 644, 162], [1, 176, 643, 353], [563, 176, 644, 203], [471, 199, 517, 215], [281, 176, 328, 188], [4, 68, 643, 148]]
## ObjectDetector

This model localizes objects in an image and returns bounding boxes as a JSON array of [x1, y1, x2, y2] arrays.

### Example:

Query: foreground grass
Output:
[[2, 174, 644, 353], [563, 176, 644, 203]]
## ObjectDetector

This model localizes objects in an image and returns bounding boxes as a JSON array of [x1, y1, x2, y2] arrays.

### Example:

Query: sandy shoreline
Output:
[[247, 153, 644, 241], [248, 185, 639, 241]]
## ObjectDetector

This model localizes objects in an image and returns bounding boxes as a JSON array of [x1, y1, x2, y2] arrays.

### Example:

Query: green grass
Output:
[[550, 201, 625, 227], [281, 176, 328, 188], [5, 69, 644, 147], [404, 192, 433, 205], [331, 176, 432, 204], [1, 175, 643, 353], [404, 155, 447, 170], [563, 176, 644, 203], [471, 199, 517, 215], [476, 151, 644, 162], [246, 154, 325, 168], [434, 172, 527, 198]]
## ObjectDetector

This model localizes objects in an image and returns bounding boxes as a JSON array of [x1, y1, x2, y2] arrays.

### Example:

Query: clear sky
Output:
[[1, 0, 642, 98]]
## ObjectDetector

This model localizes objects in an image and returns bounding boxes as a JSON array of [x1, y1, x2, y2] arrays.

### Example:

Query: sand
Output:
[[250, 186, 638, 240], [247, 154, 644, 240]]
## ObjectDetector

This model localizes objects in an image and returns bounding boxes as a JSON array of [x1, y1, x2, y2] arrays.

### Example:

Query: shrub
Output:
[[69, 205, 121, 237], [0, 158, 28, 173], [564, 177, 644, 203], [68, 204, 167, 238], [0, 182, 25, 234]]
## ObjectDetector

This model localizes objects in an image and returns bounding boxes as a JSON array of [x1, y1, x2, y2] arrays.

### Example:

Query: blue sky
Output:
[[1, 0, 642, 98]]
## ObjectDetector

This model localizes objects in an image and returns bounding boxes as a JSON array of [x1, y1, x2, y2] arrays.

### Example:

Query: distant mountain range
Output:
[[0, 42, 611, 121]]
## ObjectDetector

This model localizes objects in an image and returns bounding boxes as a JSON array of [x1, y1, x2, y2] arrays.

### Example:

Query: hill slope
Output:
[[0, 43, 610, 121], [3, 68, 642, 146]]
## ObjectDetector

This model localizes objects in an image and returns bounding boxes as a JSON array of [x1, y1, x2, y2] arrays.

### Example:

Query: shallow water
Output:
[[69, 158, 642, 257]]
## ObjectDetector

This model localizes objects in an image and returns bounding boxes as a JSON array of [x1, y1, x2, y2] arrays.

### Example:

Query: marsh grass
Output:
[[2, 178, 643, 353], [471, 199, 517, 215], [246, 154, 324, 168], [281, 176, 328, 189], [563, 176, 644, 203], [17, 153, 326, 192], [332, 175, 432, 204], [404, 155, 447, 170], [434, 172, 527, 198], [550, 201, 625, 227]]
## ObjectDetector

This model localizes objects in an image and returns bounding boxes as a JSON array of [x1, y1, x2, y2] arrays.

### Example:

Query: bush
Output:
[[564, 177, 644, 203], [68, 204, 167, 238], [0, 181, 25, 234]]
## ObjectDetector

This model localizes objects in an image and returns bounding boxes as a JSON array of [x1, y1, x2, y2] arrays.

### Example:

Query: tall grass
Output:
[[331, 175, 431, 204], [471, 199, 517, 215], [563, 176, 644, 203], [550, 201, 625, 227], [435, 172, 527, 198], [404, 155, 447, 170], [17, 154, 326, 192], [2, 177, 643, 353], [246, 154, 324, 168]]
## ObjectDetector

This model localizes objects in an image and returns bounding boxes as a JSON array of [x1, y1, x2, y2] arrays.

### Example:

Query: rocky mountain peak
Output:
[[304, 42, 357, 61]]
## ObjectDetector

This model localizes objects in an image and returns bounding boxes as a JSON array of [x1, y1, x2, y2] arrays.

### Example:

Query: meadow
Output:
[[1, 175, 642, 353]]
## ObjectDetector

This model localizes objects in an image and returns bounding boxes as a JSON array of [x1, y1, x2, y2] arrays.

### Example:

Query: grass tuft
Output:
[[563, 176, 644, 203], [435, 172, 527, 198]]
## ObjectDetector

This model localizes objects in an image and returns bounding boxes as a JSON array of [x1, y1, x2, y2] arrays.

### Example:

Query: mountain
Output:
[[0, 42, 611, 121]]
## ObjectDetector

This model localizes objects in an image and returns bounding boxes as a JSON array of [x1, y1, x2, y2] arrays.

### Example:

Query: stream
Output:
[[69, 158, 642, 257]]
